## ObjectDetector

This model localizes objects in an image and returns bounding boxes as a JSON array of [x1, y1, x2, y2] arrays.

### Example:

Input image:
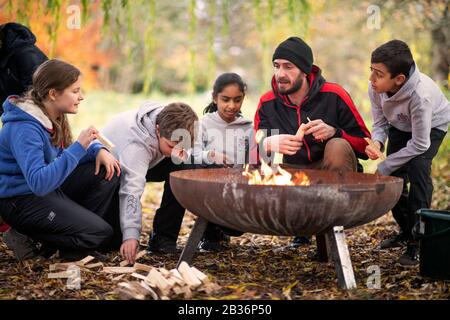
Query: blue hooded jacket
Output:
[[0, 97, 104, 197]]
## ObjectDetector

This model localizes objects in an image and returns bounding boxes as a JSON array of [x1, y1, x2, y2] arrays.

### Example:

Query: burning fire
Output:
[[242, 130, 311, 186], [242, 162, 311, 186]]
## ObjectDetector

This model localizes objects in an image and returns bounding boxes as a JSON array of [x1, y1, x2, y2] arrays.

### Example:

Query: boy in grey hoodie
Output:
[[101, 101, 198, 264], [366, 40, 450, 266]]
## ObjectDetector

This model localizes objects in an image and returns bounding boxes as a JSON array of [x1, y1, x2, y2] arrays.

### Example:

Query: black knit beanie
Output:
[[272, 37, 314, 74]]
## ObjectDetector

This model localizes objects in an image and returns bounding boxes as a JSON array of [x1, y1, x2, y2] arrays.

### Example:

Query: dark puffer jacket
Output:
[[0, 22, 48, 114]]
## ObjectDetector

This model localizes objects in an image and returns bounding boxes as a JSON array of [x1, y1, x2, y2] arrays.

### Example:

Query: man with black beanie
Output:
[[254, 36, 371, 247]]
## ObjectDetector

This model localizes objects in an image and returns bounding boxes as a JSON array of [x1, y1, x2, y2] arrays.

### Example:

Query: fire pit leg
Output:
[[315, 234, 330, 262], [325, 226, 357, 290], [176, 216, 208, 268]]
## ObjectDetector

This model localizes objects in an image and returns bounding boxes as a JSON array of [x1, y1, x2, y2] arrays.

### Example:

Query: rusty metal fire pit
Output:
[[170, 167, 403, 289]]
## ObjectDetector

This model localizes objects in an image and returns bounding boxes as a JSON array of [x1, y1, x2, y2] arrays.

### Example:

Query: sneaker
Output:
[[198, 239, 222, 252], [398, 243, 419, 266], [147, 233, 180, 254], [379, 233, 408, 249], [3, 228, 37, 260], [398, 242, 420, 267], [289, 236, 312, 248]]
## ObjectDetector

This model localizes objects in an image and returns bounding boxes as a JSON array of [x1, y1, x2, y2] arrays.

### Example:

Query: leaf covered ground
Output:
[[0, 163, 449, 300]]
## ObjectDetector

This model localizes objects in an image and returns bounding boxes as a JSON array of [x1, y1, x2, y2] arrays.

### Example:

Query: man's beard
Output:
[[278, 75, 304, 95]]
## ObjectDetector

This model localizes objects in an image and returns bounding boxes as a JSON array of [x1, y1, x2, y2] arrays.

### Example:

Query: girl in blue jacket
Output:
[[0, 59, 121, 261]]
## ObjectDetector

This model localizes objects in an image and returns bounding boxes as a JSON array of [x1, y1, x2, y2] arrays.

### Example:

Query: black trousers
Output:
[[146, 158, 243, 242], [145, 157, 188, 242], [0, 162, 121, 253], [388, 127, 447, 240]]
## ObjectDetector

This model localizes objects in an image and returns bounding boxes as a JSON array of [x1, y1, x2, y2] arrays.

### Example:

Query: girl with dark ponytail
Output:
[[203, 72, 247, 115], [193, 73, 256, 252]]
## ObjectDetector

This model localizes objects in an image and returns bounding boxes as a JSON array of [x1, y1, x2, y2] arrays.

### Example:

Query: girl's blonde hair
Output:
[[20, 59, 80, 147]]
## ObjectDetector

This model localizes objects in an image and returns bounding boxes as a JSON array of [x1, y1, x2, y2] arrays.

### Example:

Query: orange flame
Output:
[[244, 129, 311, 186], [242, 161, 310, 186]]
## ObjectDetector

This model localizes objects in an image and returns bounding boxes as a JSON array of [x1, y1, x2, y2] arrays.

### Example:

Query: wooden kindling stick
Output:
[[364, 137, 386, 160], [97, 133, 116, 150]]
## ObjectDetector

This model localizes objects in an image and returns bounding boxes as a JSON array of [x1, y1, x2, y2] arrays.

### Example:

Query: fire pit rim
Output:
[[170, 167, 403, 188]]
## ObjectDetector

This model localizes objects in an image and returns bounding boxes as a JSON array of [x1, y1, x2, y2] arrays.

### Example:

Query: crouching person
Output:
[[0, 60, 121, 261], [101, 101, 198, 264]]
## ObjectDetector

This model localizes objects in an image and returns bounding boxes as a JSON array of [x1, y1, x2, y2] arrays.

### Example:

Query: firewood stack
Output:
[[115, 261, 221, 300], [47, 252, 220, 299]]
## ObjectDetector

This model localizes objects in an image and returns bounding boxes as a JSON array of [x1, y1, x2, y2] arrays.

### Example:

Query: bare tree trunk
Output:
[[430, 3, 449, 88]]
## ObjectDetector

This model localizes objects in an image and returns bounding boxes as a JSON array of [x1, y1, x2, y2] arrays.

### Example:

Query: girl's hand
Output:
[[365, 140, 382, 160], [77, 126, 99, 149], [95, 149, 121, 180], [207, 150, 233, 166]]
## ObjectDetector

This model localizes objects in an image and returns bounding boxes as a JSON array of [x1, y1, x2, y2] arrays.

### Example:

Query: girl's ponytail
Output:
[[203, 101, 218, 114]]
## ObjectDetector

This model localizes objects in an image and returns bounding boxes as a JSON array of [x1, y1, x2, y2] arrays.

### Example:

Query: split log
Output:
[[133, 263, 152, 273], [119, 250, 147, 267], [77, 255, 95, 266], [177, 261, 202, 288], [146, 269, 171, 296], [48, 271, 74, 279], [190, 266, 208, 282], [84, 262, 104, 269], [103, 267, 136, 274], [111, 274, 126, 282], [131, 272, 148, 281]]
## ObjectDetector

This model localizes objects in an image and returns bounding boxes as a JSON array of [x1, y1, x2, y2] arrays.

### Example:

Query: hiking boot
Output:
[[3, 228, 37, 260], [147, 233, 180, 254], [289, 236, 312, 248], [198, 238, 222, 252], [198, 224, 231, 253], [398, 243, 420, 266], [379, 233, 408, 249]]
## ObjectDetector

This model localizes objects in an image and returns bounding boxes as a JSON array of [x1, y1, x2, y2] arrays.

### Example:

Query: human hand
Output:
[[77, 126, 98, 149], [120, 239, 139, 264], [263, 134, 303, 155], [95, 149, 121, 180], [207, 150, 233, 166], [365, 140, 382, 160], [303, 119, 336, 141]]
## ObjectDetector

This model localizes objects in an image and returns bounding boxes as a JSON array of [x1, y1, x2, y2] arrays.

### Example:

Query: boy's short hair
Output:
[[156, 102, 198, 145], [371, 40, 414, 78]]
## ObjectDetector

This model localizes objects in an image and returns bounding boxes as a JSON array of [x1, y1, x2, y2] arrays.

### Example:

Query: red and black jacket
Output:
[[254, 65, 370, 164]]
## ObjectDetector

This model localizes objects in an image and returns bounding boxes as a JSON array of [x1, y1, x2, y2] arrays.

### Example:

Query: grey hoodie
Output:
[[101, 101, 165, 241], [369, 64, 450, 175], [192, 112, 256, 166]]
